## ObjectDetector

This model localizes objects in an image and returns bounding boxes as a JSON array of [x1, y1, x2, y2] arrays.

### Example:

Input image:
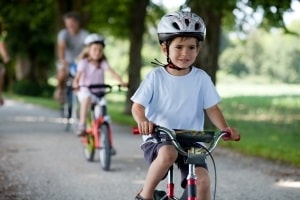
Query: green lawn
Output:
[[220, 95, 300, 167], [4, 90, 300, 167]]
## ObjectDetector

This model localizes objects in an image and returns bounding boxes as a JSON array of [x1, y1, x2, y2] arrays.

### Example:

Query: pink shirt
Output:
[[77, 58, 109, 87]]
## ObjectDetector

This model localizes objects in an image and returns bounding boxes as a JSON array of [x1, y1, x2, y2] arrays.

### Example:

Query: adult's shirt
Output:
[[57, 29, 89, 64]]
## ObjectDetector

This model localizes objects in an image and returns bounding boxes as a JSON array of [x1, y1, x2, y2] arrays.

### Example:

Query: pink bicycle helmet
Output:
[[84, 33, 106, 47], [157, 11, 206, 43]]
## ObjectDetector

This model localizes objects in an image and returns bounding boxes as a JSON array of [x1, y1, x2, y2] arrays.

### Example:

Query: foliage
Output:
[[219, 23, 300, 83], [10, 80, 55, 97], [0, 0, 55, 83]]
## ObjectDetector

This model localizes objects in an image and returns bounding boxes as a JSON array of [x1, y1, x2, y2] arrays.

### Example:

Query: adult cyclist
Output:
[[54, 11, 89, 106]]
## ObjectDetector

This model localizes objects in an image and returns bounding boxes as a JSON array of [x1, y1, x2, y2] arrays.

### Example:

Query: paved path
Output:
[[0, 99, 299, 200]]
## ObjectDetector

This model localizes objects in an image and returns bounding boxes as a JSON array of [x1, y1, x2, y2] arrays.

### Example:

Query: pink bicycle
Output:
[[133, 125, 240, 200]]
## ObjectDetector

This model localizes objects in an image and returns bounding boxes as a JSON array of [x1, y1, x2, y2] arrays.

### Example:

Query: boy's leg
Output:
[[139, 145, 178, 199], [195, 167, 211, 200]]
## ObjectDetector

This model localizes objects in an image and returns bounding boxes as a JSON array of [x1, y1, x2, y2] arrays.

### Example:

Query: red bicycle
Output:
[[133, 125, 240, 200], [73, 84, 123, 171]]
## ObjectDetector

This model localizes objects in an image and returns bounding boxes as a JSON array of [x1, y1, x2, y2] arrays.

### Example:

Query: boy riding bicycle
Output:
[[131, 11, 240, 200]]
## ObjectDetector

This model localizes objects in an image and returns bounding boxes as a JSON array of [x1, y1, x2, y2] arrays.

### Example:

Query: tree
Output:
[[188, 0, 299, 84]]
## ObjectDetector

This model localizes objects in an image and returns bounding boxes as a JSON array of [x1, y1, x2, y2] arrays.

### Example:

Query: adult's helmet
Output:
[[84, 33, 105, 47], [157, 11, 206, 43]]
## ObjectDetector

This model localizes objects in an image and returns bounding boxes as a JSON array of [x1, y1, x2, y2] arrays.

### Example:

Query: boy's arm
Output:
[[206, 105, 240, 140], [205, 105, 228, 130], [131, 102, 154, 135]]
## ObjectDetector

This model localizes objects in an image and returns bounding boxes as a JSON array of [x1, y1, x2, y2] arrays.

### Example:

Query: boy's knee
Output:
[[157, 146, 177, 164]]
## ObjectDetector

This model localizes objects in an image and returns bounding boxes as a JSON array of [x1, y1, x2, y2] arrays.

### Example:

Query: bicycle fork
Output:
[[167, 165, 175, 198], [186, 164, 197, 200]]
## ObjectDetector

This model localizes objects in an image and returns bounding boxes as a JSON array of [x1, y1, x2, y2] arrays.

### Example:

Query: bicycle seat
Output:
[[174, 130, 215, 144]]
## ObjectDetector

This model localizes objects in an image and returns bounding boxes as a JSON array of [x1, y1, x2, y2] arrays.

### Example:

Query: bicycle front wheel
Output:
[[98, 123, 111, 171], [83, 134, 95, 162]]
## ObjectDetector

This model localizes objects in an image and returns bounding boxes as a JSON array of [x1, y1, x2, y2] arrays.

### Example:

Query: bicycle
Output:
[[133, 125, 240, 200], [60, 63, 77, 132], [74, 84, 124, 171]]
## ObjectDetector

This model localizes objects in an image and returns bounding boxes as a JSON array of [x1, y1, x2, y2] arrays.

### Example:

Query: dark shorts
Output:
[[140, 135, 208, 188]]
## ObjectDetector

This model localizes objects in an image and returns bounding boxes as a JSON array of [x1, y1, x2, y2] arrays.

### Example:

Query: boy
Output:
[[131, 11, 239, 200]]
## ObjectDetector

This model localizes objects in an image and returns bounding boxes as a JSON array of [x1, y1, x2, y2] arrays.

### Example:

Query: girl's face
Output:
[[88, 43, 104, 61], [163, 37, 200, 69]]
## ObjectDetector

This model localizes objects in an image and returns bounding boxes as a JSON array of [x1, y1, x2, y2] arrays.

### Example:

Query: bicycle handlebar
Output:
[[75, 84, 127, 96], [132, 125, 240, 156]]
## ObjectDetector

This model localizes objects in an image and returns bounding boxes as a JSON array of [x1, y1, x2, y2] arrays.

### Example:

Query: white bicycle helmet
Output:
[[84, 33, 105, 47], [157, 11, 206, 43]]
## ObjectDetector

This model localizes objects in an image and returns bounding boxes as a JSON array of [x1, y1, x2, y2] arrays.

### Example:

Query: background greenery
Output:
[[1, 0, 300, 168]]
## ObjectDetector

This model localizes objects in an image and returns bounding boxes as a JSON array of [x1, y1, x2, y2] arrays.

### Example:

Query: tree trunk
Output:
[[189, 3, 223, 84], [124, 0, 149, 114]]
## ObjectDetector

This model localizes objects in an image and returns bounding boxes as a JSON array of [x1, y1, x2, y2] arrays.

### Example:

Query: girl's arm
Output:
[[107, 67, 127, 86]]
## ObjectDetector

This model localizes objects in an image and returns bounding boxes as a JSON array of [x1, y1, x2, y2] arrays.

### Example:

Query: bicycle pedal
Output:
[[154, 190, 168, 200]]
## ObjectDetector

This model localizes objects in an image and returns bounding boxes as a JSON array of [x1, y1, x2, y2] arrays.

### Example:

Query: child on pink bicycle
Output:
[[131, 11, 239, 200], [72, 33, 127, 137]]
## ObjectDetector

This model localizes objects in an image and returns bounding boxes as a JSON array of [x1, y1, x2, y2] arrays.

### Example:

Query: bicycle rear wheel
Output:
[[98, 123, 111, 171], [83, 134, 95, 161], [71, 95, 79, 134]]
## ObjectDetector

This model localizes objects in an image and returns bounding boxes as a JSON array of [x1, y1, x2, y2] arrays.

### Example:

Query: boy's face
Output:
[[162, 37, 200, 69]]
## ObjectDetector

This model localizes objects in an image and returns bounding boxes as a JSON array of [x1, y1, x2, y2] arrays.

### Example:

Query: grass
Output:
[[4, 83, 300, 167], [219, 95, 300, 167]]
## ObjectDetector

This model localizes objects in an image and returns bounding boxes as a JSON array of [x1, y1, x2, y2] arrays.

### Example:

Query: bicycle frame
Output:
[[82, 102, 113, 149], [133, 126, 239, 200]]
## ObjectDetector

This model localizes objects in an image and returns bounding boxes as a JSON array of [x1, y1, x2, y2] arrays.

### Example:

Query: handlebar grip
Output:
[[222, 130, 240, 141], [132, 127, 140, 135]]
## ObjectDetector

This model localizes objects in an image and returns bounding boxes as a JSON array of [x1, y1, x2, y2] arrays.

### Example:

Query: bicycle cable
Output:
[[196, 143, 217, 200]]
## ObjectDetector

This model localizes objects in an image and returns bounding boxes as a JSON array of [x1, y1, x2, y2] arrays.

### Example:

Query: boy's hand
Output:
[[223, 127, 240, 141], [137, 120, 155, 135]]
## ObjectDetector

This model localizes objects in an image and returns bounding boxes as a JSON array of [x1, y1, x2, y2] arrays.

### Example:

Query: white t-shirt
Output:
[[131, 66, 221, 140], [57, 29, 89, 64]]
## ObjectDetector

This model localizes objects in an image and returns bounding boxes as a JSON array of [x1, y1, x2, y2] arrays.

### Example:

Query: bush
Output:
[[10, 80, 55, 98]]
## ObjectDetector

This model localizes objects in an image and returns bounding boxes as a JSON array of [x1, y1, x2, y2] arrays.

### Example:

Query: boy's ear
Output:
[[161, 43, 167, 55]]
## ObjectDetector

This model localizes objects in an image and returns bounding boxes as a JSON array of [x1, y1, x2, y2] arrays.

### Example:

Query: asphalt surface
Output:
[[0, 99, 300, 200]]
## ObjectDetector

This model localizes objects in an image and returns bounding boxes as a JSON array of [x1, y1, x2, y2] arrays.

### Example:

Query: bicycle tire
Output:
[[83, 134, 95, 161], [71, 96, 79, 134], [98, 123, 111, 171]]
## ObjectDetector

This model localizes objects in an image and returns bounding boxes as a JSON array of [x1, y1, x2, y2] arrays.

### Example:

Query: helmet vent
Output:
[[172, 22, 180, 30], [195, 23, 200, 31], [184, 19, 190, 26]]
